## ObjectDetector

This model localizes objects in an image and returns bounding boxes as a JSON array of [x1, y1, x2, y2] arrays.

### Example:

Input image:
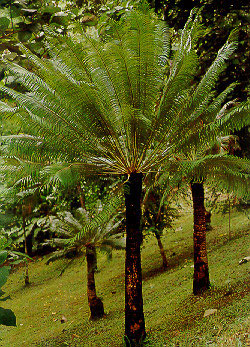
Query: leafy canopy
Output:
[[0, 8, 249, 179]]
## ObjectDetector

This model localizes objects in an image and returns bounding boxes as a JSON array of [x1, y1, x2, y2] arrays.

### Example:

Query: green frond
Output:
[[72, 192, 123, 245], [156, 153, 250, 208], [0, 8, 247, 180], [41, 162, 81, 188], [0, 152, 42, 190], [203, 83, 238, 120], [190, 40, 238, 113], [217, 100, 250, 134]]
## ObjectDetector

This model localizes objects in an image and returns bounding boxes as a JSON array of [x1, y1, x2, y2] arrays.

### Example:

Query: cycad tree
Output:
[[158, 136, 250, 295], [48, 195, 123, 320], [190, 155, 250, 294], [0, 8, 249, 344]]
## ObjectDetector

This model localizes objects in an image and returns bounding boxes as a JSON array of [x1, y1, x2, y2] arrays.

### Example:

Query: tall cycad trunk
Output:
[[124, 172, 146, 345], [191, 182, 210, 295], [86, 244, 104, 320]]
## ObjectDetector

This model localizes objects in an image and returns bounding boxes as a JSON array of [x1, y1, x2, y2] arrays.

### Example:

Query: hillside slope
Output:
[[1, 208, 249, 347]]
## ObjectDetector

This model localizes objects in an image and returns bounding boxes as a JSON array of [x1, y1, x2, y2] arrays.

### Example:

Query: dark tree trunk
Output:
[[86, 244, 104, 320], [26, 230, 33, 256], [191, 182, 210, 295], [124, 172, 146, 346], [154, 230, 168, 270]]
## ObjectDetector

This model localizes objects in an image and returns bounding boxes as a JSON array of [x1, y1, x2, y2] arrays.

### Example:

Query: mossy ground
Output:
[[0, 204, 249, 347]]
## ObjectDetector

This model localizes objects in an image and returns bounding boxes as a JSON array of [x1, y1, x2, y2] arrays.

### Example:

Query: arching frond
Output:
[[45, 191, 124, 251], [0, 8, 249, 179], [159, 154, 250, 204], [71, 193, 123, 245]]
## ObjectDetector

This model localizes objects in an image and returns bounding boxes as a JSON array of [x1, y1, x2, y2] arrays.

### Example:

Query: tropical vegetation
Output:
[[0, 0, 249, 345]]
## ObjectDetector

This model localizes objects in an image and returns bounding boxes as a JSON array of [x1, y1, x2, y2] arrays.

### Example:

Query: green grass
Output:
[[0, 207, 249, 347]]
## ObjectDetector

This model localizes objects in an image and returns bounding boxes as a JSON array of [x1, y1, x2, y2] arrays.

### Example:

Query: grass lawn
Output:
[[0, 205, 249, 346]]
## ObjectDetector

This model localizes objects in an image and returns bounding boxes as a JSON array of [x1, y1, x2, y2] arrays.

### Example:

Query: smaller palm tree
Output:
[[158, 144, 250, 294], [48, 194, 124, 320]]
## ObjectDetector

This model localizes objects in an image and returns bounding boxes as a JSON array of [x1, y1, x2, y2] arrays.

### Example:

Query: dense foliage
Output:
[[0, 1, 249, 345]]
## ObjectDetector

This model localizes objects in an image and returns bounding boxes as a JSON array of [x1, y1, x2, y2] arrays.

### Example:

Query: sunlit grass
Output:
[[1, 206, 249, 346]]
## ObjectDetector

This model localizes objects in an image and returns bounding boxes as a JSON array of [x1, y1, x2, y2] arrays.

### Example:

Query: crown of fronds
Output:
[[157, 153, 250, 207], [49, 193, 123, 246], [0, 9, 249, 177]]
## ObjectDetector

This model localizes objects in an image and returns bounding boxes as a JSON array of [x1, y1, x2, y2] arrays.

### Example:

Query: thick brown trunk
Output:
[[191, 182, 210, 295], [124, 172, 146, 346], [154, 230, 168, 269], [86, 244, 104, 320]]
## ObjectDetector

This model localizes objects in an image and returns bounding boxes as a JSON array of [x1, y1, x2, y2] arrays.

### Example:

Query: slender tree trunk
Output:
[[86, 244, 104, 320], [154, 230, 168, 269], [124, 172, 146, 346], [22, 216, 30, 286], [77, 182, 86, 210], [142, 190, 168, 271], [77, 183, 98, 272], [191, 182, 210, 295]]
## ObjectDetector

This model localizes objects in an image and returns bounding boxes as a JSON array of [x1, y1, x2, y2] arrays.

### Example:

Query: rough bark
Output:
[[86, 244, 104, 320], [124, 172, 146, 346], [191, 182, 210, 295], [154, 230, 168, 269]]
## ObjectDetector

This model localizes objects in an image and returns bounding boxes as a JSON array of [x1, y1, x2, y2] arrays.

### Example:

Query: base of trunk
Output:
[[162, 261, 168, 270], [193, 263, 210, 295], [89, 297, 104, 320], [191, 182, 210, 296], [124, 332, 146, 347], [25, 276, 30, 285]]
